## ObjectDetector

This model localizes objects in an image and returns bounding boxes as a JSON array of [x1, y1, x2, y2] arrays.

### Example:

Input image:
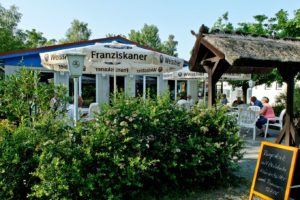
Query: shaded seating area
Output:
[[237, 106, 260, 141], [86, 102, 100, 120], [264, 109, 286, 138], [189, 25, 300, 146]]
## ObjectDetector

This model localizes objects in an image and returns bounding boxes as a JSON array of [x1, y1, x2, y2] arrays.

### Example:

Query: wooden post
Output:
[[275, 67, 300, 146], [204, 65, 215, 108]]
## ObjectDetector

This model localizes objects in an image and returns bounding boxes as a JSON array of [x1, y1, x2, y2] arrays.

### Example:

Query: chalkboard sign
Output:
[[249, 141, 298, 200], [290, 152, 300, 199]]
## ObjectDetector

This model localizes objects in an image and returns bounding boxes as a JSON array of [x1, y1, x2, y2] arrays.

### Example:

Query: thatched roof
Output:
[[189, 33, 300, 74]]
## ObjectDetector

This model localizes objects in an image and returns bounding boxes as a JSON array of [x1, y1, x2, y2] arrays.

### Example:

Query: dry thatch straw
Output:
[[203, 34, 300, 66]]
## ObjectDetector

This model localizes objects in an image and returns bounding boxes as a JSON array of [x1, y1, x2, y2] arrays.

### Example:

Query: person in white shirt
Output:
[[187, 95, 194, 108], [50, 93, 59, 111], [68, 96, 84, 120], [176, 95, 190, 110]]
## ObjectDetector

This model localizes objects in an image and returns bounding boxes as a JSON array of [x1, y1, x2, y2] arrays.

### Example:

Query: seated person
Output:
[[176, 95, 189, 110], [232, 97, 244, 107], [221, 94, 228, 105], [256, 97, 276, 136], [187, 95, 194, 107], [68, 96, 85, 120], [250, 96, 263, 108]]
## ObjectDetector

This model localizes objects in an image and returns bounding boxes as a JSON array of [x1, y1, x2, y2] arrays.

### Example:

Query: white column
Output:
[[54, 71, 69, 95], [157, 74, 168, 96], [96, 74, 109, 105], [96, 74, 100, 103], [73, 77, 79, 126], [143, 75, 146, 99], [174, 80, 178, 100], [79, 76, 82, 96], [125, 74, 136, 97], [188, 80, 198, 101]]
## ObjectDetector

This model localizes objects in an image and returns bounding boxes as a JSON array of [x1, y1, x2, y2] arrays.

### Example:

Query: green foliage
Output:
[[0, 76, 244, 199], [274, 85, 300, 116], [0, 125, 39, 199], [0, 4, 58, 51], [211, 12, 234, 33], [0, 4, 25, 52], [128, 24, 179, 56], [60, 19, 92, 43], [212, 9, 299, 100], [160, 35, 178, 57], [24, 29, 48, 48], [0, 68, 67, 125], [294, 86, 300, 115]]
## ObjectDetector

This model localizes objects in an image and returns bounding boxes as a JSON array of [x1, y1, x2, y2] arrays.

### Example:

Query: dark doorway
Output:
[[168, 80, 175, 100], [109, 76, 125, 94], [40, 72, 54, 83], [81, 74, 96, 108]]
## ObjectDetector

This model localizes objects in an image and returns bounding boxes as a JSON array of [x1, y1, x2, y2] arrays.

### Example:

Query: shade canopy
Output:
[[163, 67, 251, 80], [189, 25, 300, 146], [40, 41, 184, 75], [190, 31, 300, 74]]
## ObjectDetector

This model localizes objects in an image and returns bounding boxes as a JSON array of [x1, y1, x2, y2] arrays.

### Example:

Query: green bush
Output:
[[0, 68, 68, 125], [0, 70, 244, 199], [0, 124, 38, 199]]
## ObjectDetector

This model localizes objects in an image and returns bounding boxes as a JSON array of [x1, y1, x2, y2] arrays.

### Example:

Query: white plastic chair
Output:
[[88, 103, 100, 119], [264, 109, 286, 138], [238, 106, 260, 140], [237, 104, 249, 111]]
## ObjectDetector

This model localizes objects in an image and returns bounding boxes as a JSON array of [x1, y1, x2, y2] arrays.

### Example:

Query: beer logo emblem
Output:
[[178, 72, 182, 77], [44, 54, 49, 62], [104, 44, 132, 49], [158, 67, 163, 72], [160, 55, 164, 63], [72, 60, 80, 68]]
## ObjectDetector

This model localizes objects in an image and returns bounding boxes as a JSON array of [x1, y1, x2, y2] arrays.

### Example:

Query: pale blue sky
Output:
[[1, 0, 299, 60]]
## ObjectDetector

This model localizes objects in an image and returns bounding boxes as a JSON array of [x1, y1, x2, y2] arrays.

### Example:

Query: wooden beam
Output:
[[201, 39, 225, 59], [276, 66, 300, 146], [203, 59, 229, 108]]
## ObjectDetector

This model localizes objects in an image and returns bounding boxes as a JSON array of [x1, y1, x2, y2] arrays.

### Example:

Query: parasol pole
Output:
[[114, 64, 117, 97], [74, 77, 79, 126]]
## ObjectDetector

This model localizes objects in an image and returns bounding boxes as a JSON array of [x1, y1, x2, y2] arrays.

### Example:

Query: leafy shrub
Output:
[[0, 71, 244, 199], [0, 124, 39, 199], [0, 68, 68, 125]]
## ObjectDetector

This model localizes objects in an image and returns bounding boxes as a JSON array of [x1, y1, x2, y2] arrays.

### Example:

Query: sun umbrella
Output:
[[163, 67, 251, 80], [40, 41, 183, 72], [40, 41, 184, 93], [163, 67, 251, 101]]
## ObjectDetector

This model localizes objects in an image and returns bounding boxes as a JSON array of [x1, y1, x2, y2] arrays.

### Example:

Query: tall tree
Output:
[[211, 10, 300, 100], [129, 24, 161, 50], [0, 3, 24, 52], [24, 29, 47, 48], [160, 35, 178, 57], [128, 24, 179, 56], [211, 12, 234, 33], [0, 4, 57, 51], [105, 33, 127, 38], [61, 19, 92, 43]]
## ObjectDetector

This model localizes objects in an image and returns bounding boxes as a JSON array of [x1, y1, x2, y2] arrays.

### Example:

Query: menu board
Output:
[[249, 141, 298, 200]]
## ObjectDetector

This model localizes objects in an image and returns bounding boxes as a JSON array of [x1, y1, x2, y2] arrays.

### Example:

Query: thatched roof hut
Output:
[[190, 32, 300, 74], [189, 26, 300, 146]]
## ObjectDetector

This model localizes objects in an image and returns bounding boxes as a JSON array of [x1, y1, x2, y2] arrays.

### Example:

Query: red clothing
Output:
[[261, 103, 275, 119]]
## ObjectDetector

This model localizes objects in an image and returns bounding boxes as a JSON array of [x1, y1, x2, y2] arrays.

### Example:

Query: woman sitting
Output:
[[256, 97, 275, 136]]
